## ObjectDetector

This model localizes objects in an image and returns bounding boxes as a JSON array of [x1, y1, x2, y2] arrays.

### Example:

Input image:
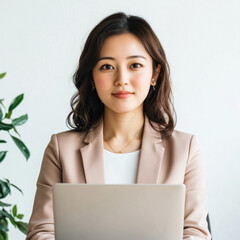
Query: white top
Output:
[[103, 149, 141, 184]]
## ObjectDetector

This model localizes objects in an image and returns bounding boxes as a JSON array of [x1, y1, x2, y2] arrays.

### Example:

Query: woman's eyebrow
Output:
[[97, 55, 147, 62]]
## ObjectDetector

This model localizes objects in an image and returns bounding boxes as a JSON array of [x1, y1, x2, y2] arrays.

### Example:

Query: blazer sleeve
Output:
[[183, 135, 211, 240], [26, 134, 61, 240]]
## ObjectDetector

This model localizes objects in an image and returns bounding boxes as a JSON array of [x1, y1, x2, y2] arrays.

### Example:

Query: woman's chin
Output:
[[104, 105, 143, 115]]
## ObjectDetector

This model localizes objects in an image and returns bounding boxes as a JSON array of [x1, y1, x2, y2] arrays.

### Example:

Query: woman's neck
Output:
[[103, 108, 144, 140], [103, 107, 144, 153]]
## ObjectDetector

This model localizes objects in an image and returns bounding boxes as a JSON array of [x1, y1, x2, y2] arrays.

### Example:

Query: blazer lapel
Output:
[[80, 119, 105, 184], [80, 115, 165, 184], [136, 116, 165, 184]]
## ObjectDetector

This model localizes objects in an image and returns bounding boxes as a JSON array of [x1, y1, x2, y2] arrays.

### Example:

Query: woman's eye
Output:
[[100, 64, 113, 70], [131, 63, 142, 69]]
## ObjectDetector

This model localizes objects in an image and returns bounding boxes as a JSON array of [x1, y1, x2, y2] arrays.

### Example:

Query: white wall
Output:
[[0, 0, 239, 239]]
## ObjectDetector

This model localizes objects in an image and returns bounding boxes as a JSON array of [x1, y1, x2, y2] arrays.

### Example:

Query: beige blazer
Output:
[[26, 116, 211, 240]]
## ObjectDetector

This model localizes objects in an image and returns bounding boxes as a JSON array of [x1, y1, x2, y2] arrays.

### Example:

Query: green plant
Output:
[[0, 72, 30, 239]]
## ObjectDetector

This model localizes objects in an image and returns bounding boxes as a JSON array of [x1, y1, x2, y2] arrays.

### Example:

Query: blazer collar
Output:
[[80, 115, 165, 184]]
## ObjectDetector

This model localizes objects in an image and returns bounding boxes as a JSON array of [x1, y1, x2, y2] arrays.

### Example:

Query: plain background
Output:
[[0, 0, 240, 239]]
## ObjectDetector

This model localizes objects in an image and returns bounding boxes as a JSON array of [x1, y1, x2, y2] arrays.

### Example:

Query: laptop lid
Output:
[[53, 184, 185, 240]]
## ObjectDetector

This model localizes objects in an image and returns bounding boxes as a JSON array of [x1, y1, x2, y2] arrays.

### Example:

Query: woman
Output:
[[26, 12, 211, 239]]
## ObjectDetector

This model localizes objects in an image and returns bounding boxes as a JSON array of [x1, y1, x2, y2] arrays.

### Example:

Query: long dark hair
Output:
[[66, 12, 176, 138]]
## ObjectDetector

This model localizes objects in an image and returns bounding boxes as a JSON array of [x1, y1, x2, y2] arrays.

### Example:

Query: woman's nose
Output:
[[114, 68, 129, 86]]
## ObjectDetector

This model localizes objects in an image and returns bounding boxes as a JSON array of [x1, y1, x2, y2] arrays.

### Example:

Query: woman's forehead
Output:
[[99, 33, 151, 60]]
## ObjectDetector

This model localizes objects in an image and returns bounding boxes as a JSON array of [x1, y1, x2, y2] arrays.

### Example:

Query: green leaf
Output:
[[0, 209, 13, 220], [3, 219, 8, 227], [8, 94, 24, 112], [2, 179, 9, 184], [2, 179, 22, 195], [9, 217, 16, 228], [0, 230, 8, 240], [0, 100, 5, 112], [4, 111, 12, 120], [0, 122, 14, 131], [0, 140, 7, 144], [0, 108, 3, 121], [12, 205, 17, 217], [0, 73, 6, 80], [15, 221, 28, 235], [0, 151, 7, 163], [0, 201, 11, 207], [10, 135, 30, 160], [0, 218, 8, 239], [0, 223, 8, 232], [12, 114, 28, 126], [10, 183, 23, 195], [16, 214, 24, 220], [0, 180, 11, 199], [13, 126, 20, 137]]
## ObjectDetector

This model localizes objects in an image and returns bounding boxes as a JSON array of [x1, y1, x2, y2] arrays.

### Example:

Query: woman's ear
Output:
[[153, 64, 161, 80]]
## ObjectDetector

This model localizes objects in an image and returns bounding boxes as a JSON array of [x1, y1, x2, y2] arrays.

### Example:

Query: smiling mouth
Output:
[[112, 91, 134, 99]]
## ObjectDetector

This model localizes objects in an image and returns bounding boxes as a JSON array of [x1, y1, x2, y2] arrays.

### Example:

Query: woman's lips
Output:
[[112, 91, 134, 99]]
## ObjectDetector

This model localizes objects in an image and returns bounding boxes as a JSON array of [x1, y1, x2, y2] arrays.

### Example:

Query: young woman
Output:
[[26, 12, 211, 240]]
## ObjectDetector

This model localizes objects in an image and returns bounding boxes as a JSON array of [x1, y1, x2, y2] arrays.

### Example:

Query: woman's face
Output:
[[92, 33, 157, 115]]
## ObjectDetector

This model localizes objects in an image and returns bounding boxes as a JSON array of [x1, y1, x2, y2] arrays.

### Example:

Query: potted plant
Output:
[[0, 72, 30, 239]]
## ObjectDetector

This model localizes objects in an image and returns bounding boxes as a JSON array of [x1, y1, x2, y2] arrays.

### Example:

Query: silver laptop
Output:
[[53, 184, 185, 240]]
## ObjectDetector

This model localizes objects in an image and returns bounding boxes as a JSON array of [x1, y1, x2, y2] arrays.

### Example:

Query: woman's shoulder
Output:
[[164, 129, 197, 144], [55, 129, 84, 137], [50, 129, 88, 148], [161, 129, 201, 157], [171, 129, 194, 139], [148, 118, 195, 142], [164, 129, 201, 151]]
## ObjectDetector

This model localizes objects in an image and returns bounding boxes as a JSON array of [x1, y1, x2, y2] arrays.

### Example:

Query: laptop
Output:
[[53, 184, 185, 240]]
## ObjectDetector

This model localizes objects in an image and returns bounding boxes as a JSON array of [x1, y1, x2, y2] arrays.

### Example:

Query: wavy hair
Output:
[[66, 12, 176, 138]]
